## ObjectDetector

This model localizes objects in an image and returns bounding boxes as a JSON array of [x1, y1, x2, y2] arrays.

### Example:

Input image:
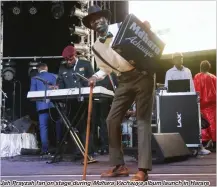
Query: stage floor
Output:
[[1, 153, 216, 185]]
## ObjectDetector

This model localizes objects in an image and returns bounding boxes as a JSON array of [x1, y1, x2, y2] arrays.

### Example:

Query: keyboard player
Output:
[[30, 63, 62, 157], [57, 45, 95, 157], [57, 45, 94, 89]]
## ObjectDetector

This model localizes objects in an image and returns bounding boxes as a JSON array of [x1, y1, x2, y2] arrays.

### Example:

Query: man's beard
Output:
[[96, 23, 108, 34], [66, 63, 74, 68]]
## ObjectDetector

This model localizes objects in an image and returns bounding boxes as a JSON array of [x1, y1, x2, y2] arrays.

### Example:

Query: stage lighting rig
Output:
[[70, 6, 87, 19], [69, 26, 89, 37], [29, 5, 37, 15], [69, 0, 93, 61], [73, 43, 90, 54], [51, 1, 64, 19], [12, 6, 21, 15], [2, 60, 16, 81], [78, 0, 89, 6], [28, 61, 41, 78]]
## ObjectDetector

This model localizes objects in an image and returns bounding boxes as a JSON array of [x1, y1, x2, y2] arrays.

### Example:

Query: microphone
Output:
[[73, 73, 89, 82], [33, 76, 52, 103], [33, 76, 52, 85]]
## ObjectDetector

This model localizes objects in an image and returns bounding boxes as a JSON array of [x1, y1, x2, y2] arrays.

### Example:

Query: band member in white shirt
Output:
[[82, 5, 155, 181], [164, 52, 195, 92]]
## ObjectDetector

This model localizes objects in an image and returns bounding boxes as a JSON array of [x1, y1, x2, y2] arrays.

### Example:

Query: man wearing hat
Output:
[[164, 52, 195, 92], [82, 5, 155, 181]]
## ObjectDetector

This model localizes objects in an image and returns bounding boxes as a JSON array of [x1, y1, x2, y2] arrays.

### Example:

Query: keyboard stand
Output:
[[47, 101, 97, 164]]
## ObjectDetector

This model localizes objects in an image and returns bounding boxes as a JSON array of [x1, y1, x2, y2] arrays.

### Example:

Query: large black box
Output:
[[112, 14, 165, 72], [124, 133, 190, 163], [156, 92, 202, 148]]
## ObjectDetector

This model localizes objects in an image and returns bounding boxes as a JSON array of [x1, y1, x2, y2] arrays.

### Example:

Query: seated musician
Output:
[[57, 45, 95, 157], [194, 60, 216, 152], [164, 52, 195, 92], [30, 63, 62, 157]]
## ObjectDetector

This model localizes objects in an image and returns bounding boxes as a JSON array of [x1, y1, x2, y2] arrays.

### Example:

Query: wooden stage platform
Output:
[[1, 153, 216, 185]]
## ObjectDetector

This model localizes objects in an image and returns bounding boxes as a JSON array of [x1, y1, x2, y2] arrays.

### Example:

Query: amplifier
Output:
[[156, 91, 202, 148]]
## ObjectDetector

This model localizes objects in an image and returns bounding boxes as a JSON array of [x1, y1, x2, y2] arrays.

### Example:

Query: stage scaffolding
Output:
[[0, 1, 3, 126], [0, 1, 95, 122]]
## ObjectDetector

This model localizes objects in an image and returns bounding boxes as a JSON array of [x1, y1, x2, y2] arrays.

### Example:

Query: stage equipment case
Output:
[[156, 91, 202, 148]]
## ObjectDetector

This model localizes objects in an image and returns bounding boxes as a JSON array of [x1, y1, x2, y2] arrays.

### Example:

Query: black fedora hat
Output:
[[82, 5, 111, 29]]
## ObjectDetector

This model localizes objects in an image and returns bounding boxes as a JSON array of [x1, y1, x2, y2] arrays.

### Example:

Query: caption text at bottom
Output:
[[1, 179, 211, 186]]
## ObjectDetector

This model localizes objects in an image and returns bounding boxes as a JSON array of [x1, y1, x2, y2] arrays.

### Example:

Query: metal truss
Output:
[[0, 1, 3, 124]]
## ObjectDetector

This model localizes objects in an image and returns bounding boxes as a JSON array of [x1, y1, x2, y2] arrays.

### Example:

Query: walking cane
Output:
[[82, 82, 94, 180]]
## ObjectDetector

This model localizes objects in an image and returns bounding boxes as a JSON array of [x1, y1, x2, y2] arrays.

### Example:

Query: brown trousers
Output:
[[106, 69, 155, 170]]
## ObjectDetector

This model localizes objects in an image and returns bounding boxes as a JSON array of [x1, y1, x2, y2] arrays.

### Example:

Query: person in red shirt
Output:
[[194, 60, 216, 151]]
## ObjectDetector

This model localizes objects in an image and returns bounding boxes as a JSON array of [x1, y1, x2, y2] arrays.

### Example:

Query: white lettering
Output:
[[125, 36, 154, 58], [129, 22, 161, 55], [129, 22, 140, 35], [163, 180, 183, 186], [190, 180, 211, 186], [177, 112, 182, 128]]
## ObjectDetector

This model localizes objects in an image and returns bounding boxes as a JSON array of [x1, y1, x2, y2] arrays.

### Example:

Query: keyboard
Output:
[[27, 86, 114, 101]]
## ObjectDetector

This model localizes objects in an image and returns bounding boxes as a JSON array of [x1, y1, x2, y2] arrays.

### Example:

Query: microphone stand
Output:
[[0, 88, 8, 131], [44, 83, 48, 103], [73, 73, 89, 102], [72, 74, 82, 101], [2, 93, 7, 121], [77, 79, 83, 102], [71, 74, 82, 101], [33, 77, 49, 102], [12, 80, 16, 121]]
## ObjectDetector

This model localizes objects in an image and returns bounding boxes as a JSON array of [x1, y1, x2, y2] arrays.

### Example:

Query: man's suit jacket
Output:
[[57, 59, 94, 89], [30, 71, 56, 111]]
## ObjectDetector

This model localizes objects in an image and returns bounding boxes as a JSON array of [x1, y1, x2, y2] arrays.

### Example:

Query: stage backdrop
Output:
[[129, 1, 216, 55], [2, 1, 129, 119]]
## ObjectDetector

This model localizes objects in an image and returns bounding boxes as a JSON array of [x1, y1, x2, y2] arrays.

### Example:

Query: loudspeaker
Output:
[[124, 133, 190, 163], [9, 115, 36, 133], [21, 148, 40, 155], [156, 93, 201, 147], [151, 133, 190, 163]]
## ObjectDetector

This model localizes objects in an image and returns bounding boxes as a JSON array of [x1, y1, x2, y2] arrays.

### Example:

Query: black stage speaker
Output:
[[9, 115, 35, 133], [156, 92, 201, 148], [124, 133, 190, 164], [151, 133, 190, 163]]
